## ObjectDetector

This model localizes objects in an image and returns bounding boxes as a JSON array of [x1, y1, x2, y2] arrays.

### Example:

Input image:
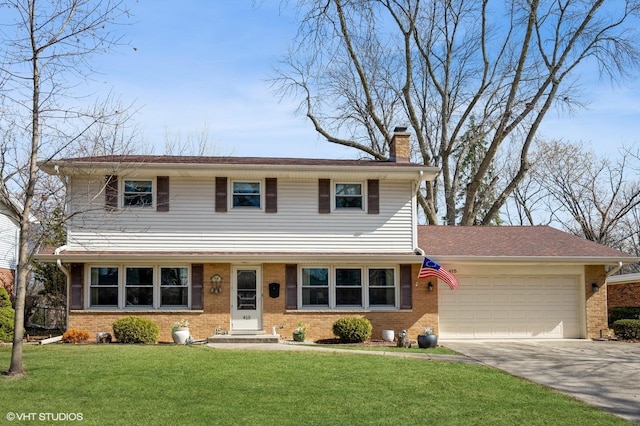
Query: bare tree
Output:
[[0, 0, 132, 376], [508, 140, 640, 256], [274, 0, 640, 224]]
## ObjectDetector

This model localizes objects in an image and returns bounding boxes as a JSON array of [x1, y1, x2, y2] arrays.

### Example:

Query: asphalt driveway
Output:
[[442, 340, 640, 424]]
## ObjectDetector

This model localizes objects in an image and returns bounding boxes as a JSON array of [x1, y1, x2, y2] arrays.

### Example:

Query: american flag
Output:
[[418, 257, 459, 290]]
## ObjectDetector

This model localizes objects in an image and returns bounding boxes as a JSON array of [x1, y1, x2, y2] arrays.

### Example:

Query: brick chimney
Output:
[[389, 127, 410, 163]]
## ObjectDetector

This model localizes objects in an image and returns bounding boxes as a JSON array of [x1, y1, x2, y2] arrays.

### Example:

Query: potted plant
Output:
[[292, 321, 307, 342], [172, 319, 190, 344], [417, 327, 437, 349]]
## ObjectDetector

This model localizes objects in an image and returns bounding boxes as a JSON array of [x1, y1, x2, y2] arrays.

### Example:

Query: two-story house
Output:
[[37, 130, 636, 342]]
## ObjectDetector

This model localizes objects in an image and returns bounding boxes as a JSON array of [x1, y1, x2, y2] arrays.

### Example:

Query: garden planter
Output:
[[292, 332, 306, 342], [382, 329, 395, 342], [172, 327, 190, 344], [417, 334, 437, 348]]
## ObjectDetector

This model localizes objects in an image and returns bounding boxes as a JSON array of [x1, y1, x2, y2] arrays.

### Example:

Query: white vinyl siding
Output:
[[0, 207, 19, 270], [66, 177, 415, 253]]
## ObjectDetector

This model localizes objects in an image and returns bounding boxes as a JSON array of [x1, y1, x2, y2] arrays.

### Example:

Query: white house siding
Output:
[[66, 176, 416, 253], [0, 207, 18, 269]]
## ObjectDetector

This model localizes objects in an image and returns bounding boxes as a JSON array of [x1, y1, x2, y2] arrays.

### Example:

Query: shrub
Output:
[[608, 307, 640, 326], [332, 317, 372, 343], [112, 316, 160, 344], [0, 287, 14, 342], [62, 329, 91, 343], [612, 319, 640, 340]]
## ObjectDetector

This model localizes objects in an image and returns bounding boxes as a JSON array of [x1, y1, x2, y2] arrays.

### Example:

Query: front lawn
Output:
[[0, 344, 630, 425]]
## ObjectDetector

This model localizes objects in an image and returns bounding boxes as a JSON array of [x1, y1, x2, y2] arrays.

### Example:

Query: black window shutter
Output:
[[215, 177, 228, 212], [318, 179, 331, 214], [285, 264, 298, 309], [156, 176, 170, 212], [191, 264, 204, 310], [265, 178, 277, 213], [368, 179, 379, 214], [400, 264, 412, 309], [70, 263, 84, 310], [105, 175, 118, 210]]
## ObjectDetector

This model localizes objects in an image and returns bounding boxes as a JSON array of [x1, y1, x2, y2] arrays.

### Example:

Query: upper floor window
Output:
[[335, 183, 362, 209], [124, 179, 153, 207], [232, 181, 261, 208]]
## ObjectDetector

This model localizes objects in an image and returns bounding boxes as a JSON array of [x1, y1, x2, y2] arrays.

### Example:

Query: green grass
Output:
[[0, 344, 631, 425]]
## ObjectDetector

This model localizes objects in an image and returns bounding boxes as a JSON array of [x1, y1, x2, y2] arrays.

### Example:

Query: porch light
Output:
[[211, 274, 223, 294], [427, 282, 433, 292], [592, 282, 600, 293]]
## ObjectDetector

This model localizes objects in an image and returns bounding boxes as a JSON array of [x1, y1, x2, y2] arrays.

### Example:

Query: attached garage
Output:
[[439, 273, 582, 339]]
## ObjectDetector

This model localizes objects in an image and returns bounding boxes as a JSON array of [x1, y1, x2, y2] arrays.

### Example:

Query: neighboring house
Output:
[[0, 196, 20, 297], [36, 130, 637, 341], [605, 273, 640, 311]]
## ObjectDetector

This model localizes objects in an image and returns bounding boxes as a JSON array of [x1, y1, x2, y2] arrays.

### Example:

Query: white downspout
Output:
[[54, 245, 70, 330], [605, 261, 624, 282]]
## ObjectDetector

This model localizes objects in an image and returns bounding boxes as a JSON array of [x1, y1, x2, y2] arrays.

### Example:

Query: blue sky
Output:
[[95, 1, 640, 159]]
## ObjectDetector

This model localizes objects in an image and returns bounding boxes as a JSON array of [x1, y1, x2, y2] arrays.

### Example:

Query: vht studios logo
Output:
[[6, 412, 83, 421]]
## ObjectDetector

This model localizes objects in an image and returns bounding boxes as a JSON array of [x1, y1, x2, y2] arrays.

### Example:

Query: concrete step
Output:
[[208, 334, 280, 344]]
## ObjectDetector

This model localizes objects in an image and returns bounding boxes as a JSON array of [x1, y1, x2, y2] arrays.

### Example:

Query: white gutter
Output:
[[54, 245, 70, 330]]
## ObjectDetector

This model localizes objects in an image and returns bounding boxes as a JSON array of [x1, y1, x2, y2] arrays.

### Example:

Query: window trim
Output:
[[85, 264, 191, 310], [230, 179, 263, 210], [298, 265, 398, 310]]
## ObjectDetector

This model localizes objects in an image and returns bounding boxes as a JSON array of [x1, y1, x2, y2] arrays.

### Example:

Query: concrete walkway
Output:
[[442, 340, 640, 424], [207, 339, 640, 423]]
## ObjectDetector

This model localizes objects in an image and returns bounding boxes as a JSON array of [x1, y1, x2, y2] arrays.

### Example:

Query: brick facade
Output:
[[608, 282, 640, 308], [69, 262, 439, 342], [68, 263, 610, 342], [0, 268, 14, 298]]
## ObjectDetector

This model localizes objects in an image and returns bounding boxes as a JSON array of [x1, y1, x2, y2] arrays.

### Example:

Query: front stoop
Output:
[[207, 333, 280, 344]]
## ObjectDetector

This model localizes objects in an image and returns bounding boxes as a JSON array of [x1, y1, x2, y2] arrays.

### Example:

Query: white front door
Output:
[[231, 266, 262, 331]]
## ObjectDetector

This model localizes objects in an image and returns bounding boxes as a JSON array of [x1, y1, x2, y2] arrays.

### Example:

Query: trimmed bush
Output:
[[332, 317, 372, 343], [612, 319, 640, 340], [608, 307, 640, 326], [0, 287, 14, 342], [112, 316, 160, 344], [62, 329, 91, 343]]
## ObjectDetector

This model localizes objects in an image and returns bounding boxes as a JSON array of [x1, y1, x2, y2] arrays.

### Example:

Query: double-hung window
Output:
[[299, 266, 396, 309], [368, 268, 396, 306], [335, 183, 363, 209], [123, 179, 153, 207], [125, 267, 154, 307], [160, 267, 189, 306], [301, 268, 329, 307], [89, 267, 119, 307], [232, 181, 261, 208]]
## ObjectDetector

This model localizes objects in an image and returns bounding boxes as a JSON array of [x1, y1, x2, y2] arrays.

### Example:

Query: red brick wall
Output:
[[69, 262, 439, 342], [608, 282, 640, 308], [0, 268, 15, 298]]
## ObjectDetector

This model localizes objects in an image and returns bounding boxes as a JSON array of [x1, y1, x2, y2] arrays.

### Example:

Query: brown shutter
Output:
[[215, 177, 227, 212], [105, 175, 118, 210], [318, 179, 331, 214], [70, 263, 84, 310], [367, 179, 379, 214], [191, 264, 204, 310], [265, 178, 277, 213], [285, 264, 298, 309], [156, 176, 170, 212], [400, 264, 412, 309]]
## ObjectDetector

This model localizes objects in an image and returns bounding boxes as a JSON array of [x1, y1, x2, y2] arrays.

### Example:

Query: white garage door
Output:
[[439, 275, 581, 339]]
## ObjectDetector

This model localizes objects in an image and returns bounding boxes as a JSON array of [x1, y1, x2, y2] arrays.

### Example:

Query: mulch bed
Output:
[[315, 338, 399, 347]]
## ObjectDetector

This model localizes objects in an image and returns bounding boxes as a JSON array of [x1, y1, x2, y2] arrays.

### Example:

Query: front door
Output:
[[231, 266, 262, 331]]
